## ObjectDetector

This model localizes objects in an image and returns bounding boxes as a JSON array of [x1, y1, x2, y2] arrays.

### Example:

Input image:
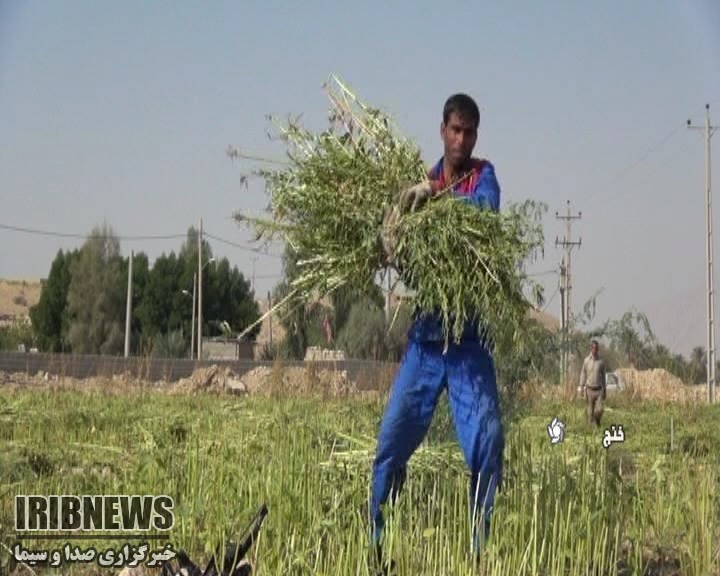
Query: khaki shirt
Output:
[[579, 354, 606, 390]]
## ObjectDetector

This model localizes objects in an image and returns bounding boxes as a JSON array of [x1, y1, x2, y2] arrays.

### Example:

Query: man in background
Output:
[[579, 339, 607, 427]]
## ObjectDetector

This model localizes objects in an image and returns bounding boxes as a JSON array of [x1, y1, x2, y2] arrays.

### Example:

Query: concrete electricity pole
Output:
[[558, 259, 567, 385], [190, 272, 196, 360], [124, 250, 133, 358], [198, 218, 204, 362], [385, 269, 392, 323], [688, 104, 718, 404], [251, 256, 258, 293], [267, 290, 273, 347], [555, 201, 582, 387]]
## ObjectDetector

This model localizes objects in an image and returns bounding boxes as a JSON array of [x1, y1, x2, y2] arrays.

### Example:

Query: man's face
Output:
[[591, 342, 599, 357], [441, 112, 477, 168]]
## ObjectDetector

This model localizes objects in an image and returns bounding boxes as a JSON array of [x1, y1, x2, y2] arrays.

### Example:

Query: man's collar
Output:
[[429, 156, 488, 182]]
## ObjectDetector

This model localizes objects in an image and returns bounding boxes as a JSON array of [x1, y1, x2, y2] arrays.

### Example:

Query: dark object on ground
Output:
[[160, 504, 268, 576]]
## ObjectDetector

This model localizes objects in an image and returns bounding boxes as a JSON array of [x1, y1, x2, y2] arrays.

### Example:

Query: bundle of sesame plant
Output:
[[234, 75, 546, 348]]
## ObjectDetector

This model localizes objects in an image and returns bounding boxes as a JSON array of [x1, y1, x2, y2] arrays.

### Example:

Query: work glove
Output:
[[399, 181, 434, 213], [380, 205, 400, 266]]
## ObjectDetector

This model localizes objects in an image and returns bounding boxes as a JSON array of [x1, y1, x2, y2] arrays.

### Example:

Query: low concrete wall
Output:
[[0, 352, 398, 391]]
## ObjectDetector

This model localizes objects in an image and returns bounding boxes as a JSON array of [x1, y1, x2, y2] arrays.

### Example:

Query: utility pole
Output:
[[251, 256, 258, 293], [124, 250, 133, 358], [688, 104, 718, 404], [385, 269, 392, 323], [267, 290, 273, 347], [559, 259, 567, 386], [190, 272, 196, 360], [198, 218, 203, 362], [555, 201, 582, 388]]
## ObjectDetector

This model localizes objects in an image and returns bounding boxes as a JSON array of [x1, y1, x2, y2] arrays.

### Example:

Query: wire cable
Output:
[[0, 222, 186, 241], [0, 223, 284, 259], [203, 231, 283, 259]]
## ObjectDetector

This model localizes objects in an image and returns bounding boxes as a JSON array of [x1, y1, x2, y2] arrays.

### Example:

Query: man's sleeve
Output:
[[467, 163, 501, 212], [579, 359, 586, 388]]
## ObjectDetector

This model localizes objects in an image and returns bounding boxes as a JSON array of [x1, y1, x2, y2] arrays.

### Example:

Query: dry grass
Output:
[[515, 368, 708, 406]]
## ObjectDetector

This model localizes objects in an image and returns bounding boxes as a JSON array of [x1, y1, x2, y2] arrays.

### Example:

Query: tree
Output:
[[603, 310, 657, 369], [331, 282, 385, 337], [272, 246, 309, 359], [29, 248, 80, 352], [135, 251, 185, 343], [65, 224, 126, 355], [0, 320, 35, 351], [203, 257, 261, 339], [385, 302, 414, 361], [336, 296, 387, 360], [689, 346, 707, 384]]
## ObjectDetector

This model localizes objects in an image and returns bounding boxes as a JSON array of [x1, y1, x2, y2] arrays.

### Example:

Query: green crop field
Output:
[[1, 383, 719, 575]]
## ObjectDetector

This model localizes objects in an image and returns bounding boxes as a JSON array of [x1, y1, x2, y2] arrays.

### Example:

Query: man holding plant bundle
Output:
[[370, 94, 505, 567]]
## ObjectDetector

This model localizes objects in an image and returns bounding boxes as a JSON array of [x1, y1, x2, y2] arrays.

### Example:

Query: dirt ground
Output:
[[0, 362, 372, 399]]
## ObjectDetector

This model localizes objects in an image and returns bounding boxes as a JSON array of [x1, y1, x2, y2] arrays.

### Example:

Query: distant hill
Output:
[[0, 279, 42, 323]]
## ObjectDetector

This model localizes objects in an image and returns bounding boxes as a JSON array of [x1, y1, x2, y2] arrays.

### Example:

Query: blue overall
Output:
[[369, 157, 504, 553]]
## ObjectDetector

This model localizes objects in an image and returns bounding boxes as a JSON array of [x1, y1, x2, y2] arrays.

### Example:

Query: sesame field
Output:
[[1, 374, 719, 576]]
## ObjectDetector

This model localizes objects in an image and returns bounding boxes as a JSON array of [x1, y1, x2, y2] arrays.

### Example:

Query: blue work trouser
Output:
[[369, 338, 504, 552]]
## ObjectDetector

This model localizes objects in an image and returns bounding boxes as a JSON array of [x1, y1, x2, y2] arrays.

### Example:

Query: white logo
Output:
[[547, 417, 565, 445]]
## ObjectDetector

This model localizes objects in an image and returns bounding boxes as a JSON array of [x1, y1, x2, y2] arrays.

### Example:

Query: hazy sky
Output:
[[1, 1, 719, 356]]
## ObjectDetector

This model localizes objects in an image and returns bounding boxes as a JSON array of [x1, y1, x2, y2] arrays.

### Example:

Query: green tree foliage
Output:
[[385, 303, 414, 361], [23, 225, 260, 356], [204, 257, 260, 339], [151, 329, 187, 359], [332, 297, 414, 361], [494, 315, 560, 391], [136, 252, 185, 344], [602, 309, 658, 369], [336, 296, 387, 360], [28, 249, 80, 352], [0, 321, 35, 351], [65, 224, 127, 355], [272, 246, 309, 360], [331, 282, 385, 337], [132, 227, 259, 354]]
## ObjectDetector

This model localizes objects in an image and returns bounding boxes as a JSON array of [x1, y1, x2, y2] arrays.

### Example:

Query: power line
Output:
[[0, 222, 186, 241], [604, 123, 685, 186], [601, 131, 705, 206], [542, 284, 560, 312], [586, 105, 714, 209], [528, 269, 558, 278], [0, 222, 285, 259], [203, 231, 283, 259]]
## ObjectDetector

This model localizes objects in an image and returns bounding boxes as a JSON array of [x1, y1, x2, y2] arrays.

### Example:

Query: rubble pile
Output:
[[171, 365, 248, 395]]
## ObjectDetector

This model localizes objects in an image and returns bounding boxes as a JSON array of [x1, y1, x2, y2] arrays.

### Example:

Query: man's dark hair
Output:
[[443, 94, 480, 128]]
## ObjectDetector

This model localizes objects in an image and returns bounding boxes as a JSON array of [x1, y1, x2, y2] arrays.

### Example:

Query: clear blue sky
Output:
[[1, 1, 719, 356]]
